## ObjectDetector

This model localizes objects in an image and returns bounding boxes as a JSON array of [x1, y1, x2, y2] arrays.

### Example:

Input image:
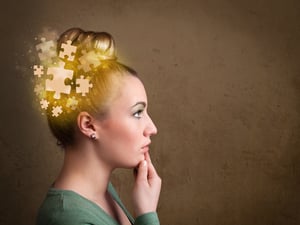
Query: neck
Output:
[[53, 141, 113, 201]]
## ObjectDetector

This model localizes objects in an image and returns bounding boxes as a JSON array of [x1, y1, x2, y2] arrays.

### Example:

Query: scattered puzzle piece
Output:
[[76, 76, 93, 96], [38, 27, 58, 41], [33, 65, 44, 77], [46, 61, 74, 99], [59, 40, 77, 61], [36, 37, 57, 64], [34, 83, 44, 95], [52, 105, 63, 117], [34, 84, 47, 99], [78, 50, 101, 72], [66, 96, 78, 110], [40, 99, 49, 109]]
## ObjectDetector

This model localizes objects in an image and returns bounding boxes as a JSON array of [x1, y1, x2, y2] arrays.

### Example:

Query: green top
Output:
[[36, 183, 160, 225]]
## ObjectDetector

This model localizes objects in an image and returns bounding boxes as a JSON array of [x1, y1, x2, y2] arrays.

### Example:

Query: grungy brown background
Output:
[[0, 0, 299, 225]]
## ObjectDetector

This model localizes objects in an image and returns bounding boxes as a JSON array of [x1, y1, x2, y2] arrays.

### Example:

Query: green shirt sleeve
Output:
[[108, 183, 160, 225], [134, 212, 160, 225]]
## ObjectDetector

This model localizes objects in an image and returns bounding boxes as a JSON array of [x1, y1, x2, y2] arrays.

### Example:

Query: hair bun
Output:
[[57, 28, 117, 61]]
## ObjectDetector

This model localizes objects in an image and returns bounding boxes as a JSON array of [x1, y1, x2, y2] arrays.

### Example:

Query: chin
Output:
[[120, 164, 138, 170], [116, 162, 137, 169], [117, 155, 145, 169], [124, 158, 145, 169]]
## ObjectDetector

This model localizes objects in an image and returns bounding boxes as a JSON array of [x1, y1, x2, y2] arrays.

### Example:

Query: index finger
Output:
[[144, 151, 159, 178], [144, 151, 152, 164]]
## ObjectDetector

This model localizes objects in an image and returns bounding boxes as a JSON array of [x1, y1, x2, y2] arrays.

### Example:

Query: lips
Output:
[[142, 141, 151, 148], [141, 142, 151, 152]]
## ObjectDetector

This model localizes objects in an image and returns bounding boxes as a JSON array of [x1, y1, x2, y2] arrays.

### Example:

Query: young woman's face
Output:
[[95, 75, 157, 169]]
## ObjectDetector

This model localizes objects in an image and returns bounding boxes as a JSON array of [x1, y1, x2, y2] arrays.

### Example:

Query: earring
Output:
[[90, 133, 97, 140]]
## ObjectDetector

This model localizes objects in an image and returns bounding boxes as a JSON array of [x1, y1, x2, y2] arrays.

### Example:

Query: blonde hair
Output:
[[47, 28, 137, 147]]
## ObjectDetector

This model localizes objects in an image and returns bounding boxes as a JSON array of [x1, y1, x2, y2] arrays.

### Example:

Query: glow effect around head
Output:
[[32, 36, 106, 118]]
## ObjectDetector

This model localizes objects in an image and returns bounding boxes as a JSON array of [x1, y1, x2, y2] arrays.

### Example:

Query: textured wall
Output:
[[0, 0, 299, 225]]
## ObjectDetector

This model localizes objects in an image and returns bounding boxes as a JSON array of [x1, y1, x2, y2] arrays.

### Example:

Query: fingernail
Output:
[[143, 160, 147, 166]]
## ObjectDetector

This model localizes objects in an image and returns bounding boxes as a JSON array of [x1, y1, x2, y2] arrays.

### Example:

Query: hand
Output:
[[132, 152, 162, 216]]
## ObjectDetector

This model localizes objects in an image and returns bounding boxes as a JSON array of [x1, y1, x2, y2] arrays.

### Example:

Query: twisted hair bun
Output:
[[57, 28, 117, 61]]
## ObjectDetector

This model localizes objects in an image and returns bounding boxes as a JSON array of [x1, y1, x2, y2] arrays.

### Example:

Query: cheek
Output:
[[107, 121, 143, 167], [120, 125, 139, 148], [108, 119, 139, 148]]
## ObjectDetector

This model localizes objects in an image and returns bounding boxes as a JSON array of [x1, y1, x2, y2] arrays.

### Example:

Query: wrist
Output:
[[135, 212, 160, 225]]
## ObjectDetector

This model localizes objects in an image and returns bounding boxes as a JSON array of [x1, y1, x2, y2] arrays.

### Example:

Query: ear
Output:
[[77, 111, 97, 138]]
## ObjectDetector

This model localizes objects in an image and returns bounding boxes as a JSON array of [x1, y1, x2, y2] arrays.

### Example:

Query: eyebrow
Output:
[[131, 101, 146, 108]]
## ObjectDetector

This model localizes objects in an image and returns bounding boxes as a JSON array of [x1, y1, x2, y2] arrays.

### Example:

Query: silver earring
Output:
[[90, 133, 96, 140]]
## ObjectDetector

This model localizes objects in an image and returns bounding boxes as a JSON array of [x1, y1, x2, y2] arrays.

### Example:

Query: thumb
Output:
[[135, 160, 148, 183]]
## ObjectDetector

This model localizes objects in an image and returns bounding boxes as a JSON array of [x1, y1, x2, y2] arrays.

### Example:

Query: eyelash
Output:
[[133, 109, 144, 118]]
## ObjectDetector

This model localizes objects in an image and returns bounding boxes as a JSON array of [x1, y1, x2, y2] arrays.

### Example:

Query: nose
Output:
[[144, 114, 158, 137]]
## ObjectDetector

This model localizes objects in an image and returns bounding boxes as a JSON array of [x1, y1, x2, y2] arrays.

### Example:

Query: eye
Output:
[[133, 109, 144, 119]]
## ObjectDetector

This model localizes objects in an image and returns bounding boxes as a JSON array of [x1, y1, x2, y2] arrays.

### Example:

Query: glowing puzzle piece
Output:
[[36, 37, 57, 63], [45, 61, 74, 99], [52, 106, 63, 117], [34, 84, 44, 95], [40, 99, 49, 109], [38, 27, 58, 41], [34, 83, 46, 99], [66, 96, 78, 110], [78, 50, 101, 72], [33, 65, 44, 77], [76, 76, 93, 96], [59, 40, 77, 61]]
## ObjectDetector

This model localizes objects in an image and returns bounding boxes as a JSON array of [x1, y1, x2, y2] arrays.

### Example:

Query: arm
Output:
[[132, 152, 162, 225]]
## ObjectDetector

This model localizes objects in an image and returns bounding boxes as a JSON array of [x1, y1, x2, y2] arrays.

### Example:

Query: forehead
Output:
[[112, 75, 148, 109]]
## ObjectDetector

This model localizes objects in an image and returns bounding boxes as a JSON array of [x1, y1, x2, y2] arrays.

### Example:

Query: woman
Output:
[[36, 28, 161, 225]]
